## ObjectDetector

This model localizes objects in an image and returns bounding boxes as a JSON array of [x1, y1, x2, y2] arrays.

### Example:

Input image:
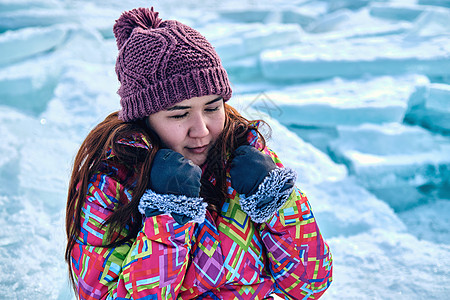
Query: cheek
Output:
[[211, 114, 225, 138], [149, 119, 182, 149], [159, 124, 186, 149]]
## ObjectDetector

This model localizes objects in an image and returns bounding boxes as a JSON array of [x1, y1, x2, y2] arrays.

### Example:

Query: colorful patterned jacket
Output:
[[70, 129, 333, 299]]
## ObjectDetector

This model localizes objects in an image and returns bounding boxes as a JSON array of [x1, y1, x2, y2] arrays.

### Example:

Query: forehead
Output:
[[168, 95, 222, 109]]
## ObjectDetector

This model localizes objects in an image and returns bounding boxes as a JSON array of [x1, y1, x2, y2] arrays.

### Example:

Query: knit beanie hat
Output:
[[113, 7, 232, 122]]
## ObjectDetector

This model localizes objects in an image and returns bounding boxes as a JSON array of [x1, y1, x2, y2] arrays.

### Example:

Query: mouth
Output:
[[186, 144, 209, 154]]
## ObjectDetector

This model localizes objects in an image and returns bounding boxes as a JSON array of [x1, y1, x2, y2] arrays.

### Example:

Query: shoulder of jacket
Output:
[[246, 121, 265, 150], [106, 132, 153, 160]]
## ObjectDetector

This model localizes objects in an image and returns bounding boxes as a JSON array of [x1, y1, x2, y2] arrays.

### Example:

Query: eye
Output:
[[169, 112, 188, 119], [205, 106, 220, 112]]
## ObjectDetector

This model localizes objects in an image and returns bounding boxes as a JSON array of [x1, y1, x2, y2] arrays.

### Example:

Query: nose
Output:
[[188, 112, 209, 138]]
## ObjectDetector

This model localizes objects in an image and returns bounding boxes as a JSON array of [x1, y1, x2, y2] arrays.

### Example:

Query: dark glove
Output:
[[230, 145, 297, 223], [230, 145, 278, 196], [149, 149, 202, 197], [141, 149, 205, 225]]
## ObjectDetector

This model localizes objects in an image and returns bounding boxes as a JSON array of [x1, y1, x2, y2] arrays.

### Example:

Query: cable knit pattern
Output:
[[114, 7, 232, 121]]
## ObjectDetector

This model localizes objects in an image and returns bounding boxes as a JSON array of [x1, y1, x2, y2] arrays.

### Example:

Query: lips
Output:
[[186, 144, 209, 154]]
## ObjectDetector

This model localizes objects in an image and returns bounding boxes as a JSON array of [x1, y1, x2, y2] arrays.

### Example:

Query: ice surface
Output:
[[369, 3, 426, 21], [327, 0, 374, 12], [242, 24, 303, 55], [328, 123, 450, 211], [418, 0, 450, 7], [260, 35, 450, 80], [0, 54, 62, 115], [405, 107, 450, 134], [404, 8, 450, 38], [236, 75, 428, 126], [0, 25, 68, 66], [0, 8, 77, 32], [306, 8, 413, 40], [405, 82, 450, 134], [202, 22, 303, 62], [305, 9, 352, 33], [217, 8, 273, 23], [231, 105, 348, 184], [330, 123, 449, 156], [426, 83, 450, 113], [281, 7, 317, 27], [1, 0, 449, 299], [0, 0, 62, 13]]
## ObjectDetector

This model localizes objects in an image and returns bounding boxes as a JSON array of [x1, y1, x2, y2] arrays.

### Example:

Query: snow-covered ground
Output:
[[0, 0, 449, 299]]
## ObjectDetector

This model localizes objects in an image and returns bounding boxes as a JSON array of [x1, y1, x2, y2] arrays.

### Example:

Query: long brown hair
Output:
[[65, 103, 267, 289]]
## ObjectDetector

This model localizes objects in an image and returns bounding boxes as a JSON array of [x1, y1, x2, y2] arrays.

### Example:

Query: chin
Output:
[[188, 155, 207, 166], [191, 158, 206, 166]]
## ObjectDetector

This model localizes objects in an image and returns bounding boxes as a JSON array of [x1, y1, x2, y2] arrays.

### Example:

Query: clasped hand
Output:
[[145, 149, 202, 225]]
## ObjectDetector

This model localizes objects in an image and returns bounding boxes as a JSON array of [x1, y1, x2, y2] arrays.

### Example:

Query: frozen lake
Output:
[[0, 0, 449, 299]]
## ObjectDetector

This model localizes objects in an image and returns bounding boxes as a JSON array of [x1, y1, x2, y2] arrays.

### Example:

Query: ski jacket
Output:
[[70, 129, 333, 299]]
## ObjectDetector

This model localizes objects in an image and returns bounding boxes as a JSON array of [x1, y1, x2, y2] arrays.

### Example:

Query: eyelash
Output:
[[171, 113, 187, 119], [170, 106, 220, 119], [205, 106, 220, 112]]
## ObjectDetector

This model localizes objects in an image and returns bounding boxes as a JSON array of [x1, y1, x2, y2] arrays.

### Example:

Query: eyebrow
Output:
[[166, 96, 223, 111]]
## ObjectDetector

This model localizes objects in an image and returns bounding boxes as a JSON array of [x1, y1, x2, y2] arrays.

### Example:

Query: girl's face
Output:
[[147, 94, 226, 166]]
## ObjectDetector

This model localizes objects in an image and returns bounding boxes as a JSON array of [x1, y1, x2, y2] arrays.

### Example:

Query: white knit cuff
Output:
[[138, 189, 207, 224], [239, 168, 297, 223]]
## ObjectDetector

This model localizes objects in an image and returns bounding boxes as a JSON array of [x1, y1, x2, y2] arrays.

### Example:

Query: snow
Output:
[[325, 229, 450, 299], [304, 178, 406, 238], [0, 0, 449, 299], [398, 199, 450, 244]]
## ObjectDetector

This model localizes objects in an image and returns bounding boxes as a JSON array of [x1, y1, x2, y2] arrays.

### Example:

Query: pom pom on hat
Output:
[[113, 7, 162, 49]]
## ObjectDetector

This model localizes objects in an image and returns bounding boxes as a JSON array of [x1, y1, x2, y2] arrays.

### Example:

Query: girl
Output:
[[65, 7, 332, 300]]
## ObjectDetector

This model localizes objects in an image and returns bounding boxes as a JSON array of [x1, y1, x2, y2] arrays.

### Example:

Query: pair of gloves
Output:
[[138, 146, 296, 225]]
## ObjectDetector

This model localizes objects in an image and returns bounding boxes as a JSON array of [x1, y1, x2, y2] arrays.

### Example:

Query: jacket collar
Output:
[[106, 132, 153, 160]]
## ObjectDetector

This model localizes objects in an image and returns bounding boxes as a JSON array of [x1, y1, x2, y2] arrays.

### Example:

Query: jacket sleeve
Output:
[[250, 148, 333, 299], [71, 165, 197, 300]]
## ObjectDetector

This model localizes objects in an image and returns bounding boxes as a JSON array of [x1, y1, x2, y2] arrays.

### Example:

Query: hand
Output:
[[149, 149, 202, 197], [143, 149, 204, 225], [230, 145, 277, 196], [230, 145, 297, 223]]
